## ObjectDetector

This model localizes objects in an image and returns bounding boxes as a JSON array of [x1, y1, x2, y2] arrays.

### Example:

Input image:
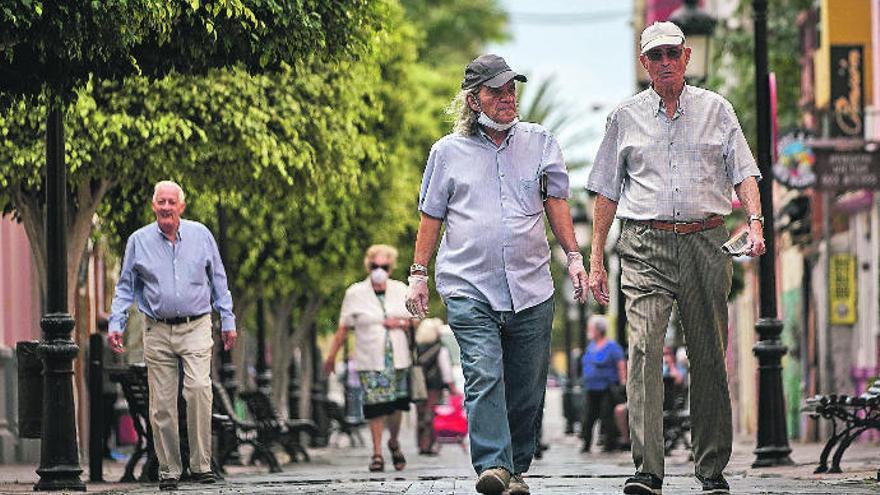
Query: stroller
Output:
[[432, 393, 468, 452]]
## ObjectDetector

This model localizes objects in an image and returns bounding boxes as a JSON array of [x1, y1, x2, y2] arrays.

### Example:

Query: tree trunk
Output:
[[269, 295, 295, 418]]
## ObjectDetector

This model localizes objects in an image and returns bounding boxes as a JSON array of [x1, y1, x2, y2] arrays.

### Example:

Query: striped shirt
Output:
[[419, 122, 570, 313], [587, 85, 760, 221], [109, 219, 236, 333]]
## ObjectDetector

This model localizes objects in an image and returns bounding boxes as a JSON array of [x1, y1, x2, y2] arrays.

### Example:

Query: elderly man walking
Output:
[[108, 180, 237, 491], [587, 22, 765, 495], [406, 54, 588, 495]]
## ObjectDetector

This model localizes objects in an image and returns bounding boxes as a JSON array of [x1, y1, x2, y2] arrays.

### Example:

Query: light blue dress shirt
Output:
[[419, 122, 570, 313], [109, 219, 236, 333], [587, 85, 761, 221]]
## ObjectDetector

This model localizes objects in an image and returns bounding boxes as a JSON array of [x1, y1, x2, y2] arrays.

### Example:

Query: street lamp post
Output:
[[35, 103, 85, 491], [669, 0, 717, 83], [751, 0, 793, 467]]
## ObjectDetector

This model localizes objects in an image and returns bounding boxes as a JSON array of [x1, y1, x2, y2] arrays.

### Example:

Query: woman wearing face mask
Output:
[[324, 244, 417, 472]]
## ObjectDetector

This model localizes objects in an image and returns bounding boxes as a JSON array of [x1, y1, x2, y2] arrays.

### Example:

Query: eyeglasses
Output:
[[645, 47, 683, 62], [369, 263, 391, 271]]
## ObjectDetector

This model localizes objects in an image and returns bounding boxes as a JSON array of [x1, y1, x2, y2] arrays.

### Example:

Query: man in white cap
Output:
[[587, 21, 766, 495], [406, 53, 588, 495]]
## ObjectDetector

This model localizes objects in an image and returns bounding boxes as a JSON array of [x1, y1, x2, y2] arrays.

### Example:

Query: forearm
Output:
[[733, 176, 762, 217], [589, 194, 618, 266], [544, 197, 579, 253], [326, 325, 348, 363], [413, 213, 442, 267]]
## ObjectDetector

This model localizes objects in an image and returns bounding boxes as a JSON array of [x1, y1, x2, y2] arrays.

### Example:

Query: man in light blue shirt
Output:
[[406, 54, 588, 495], [108, 180, 236, 490]]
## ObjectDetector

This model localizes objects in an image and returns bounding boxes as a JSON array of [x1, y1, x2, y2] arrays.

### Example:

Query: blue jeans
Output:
[[446, 296, 554, 475]]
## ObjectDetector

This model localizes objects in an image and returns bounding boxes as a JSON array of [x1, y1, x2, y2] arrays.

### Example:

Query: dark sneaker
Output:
[[191, 471, 216, 484], [509, 473, 530, 494], [158, 478, 178, 491], [699, 474, 730, 494], [475, 467, 510, 495], [623, 472, 663, 494]]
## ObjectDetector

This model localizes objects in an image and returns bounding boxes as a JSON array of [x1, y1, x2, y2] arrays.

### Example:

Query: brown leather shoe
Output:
[[475, 467, 510, 495]]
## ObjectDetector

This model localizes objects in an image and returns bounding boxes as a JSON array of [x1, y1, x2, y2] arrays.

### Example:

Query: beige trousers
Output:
[[618, 220, 733, 480], [143, 315, 213, 480]]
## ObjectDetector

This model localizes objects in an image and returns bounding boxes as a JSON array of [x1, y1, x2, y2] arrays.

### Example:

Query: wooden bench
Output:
[[238, 390, 317, 463], [803, 379, 880, 474]]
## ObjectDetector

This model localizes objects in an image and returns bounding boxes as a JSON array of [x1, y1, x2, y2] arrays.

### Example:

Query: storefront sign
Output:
[[814, 146, 880, 190], [830, 45, 864, 138], [829, 254, 856, 325], [773, 130, 816, 188]]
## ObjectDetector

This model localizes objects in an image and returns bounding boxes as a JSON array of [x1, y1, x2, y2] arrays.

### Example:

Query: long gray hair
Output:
[[446, 87, 481, 136]]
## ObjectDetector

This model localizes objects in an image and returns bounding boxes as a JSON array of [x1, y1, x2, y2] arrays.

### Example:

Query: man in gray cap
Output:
[[406, 54, 588, 495], [587, 21, 765, 495]]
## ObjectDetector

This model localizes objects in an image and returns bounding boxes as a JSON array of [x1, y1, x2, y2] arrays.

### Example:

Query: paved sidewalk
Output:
[[0, 388, 878, 494]]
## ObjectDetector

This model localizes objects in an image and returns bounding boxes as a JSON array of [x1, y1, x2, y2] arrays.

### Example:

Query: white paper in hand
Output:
[[721, 228, 751, 256]]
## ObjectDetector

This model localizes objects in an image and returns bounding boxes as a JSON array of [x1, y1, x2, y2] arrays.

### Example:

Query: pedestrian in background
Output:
[[406, 53, 588, 495], [324, 244, 416, 473], [587, 21, 766, 495], [414, 318, 458, 455], [108, 180, 237, 491], [580, 315, 626, 453]]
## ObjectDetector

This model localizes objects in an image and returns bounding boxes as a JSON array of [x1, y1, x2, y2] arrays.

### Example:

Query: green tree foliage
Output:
[[706, 0, 813, 147], [0, 1, 388, 307], [399, 0, 508, 66], [0, 1, 383, 98]]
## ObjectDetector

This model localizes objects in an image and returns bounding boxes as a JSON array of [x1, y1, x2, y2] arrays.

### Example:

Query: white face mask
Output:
[[370, 268, 388, 284], [477, 112, 519, 131]]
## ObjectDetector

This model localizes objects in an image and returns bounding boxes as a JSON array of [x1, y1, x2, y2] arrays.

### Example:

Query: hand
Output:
[[222, 330, 237, 351], [322, 359, 336, 376], [589, 260, 610, 306], [108, 333, 125, 354], [567, 252, 588, 304], [406, 275, 430, 318], [747, 221, 766, 257]]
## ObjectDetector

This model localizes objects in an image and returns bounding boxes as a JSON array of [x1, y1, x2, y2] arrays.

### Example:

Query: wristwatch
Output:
[[409, 263, 428, 275], [748, 214, 764, 226]]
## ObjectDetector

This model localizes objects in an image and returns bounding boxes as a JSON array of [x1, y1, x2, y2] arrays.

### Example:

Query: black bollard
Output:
[[288, 359, 300, 420], [309, 324, 329, 447], [87, 334, 104, 482]]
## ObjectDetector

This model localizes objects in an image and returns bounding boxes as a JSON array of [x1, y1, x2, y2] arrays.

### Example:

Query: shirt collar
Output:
[[477, 122, 517, 149], [155, 221, 182, 242], [647, 83, 688, 118]]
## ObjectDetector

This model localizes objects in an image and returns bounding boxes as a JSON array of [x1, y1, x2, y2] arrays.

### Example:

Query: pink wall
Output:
[[0, 217, 40, 349], [645, 0, 707, 24]]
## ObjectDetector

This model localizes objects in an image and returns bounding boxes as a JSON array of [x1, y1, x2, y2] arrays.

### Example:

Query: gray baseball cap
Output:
[[461, 54, 527, 90], [640, 21, 685, 54]]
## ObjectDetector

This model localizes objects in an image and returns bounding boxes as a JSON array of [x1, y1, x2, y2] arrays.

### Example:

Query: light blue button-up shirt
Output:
[[109, 219, 236, 333], [419, 122, 570, 313], [587, 85, 760, 221]]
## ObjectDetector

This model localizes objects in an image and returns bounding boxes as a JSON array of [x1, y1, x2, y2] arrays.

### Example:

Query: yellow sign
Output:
[[829, 254, 857, 325]]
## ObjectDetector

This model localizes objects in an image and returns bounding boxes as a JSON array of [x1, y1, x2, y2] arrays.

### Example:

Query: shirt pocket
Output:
[[696, 143, 725, 185], [517, 176, 544, 215], [186, 260, 208, 286]]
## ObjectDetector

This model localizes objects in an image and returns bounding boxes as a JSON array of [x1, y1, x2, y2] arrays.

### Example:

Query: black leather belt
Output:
[[151, 313, 209, 325]]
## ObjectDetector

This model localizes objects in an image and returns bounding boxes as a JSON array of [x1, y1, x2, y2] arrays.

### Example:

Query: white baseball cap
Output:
[[640, 21, 685, 55]]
